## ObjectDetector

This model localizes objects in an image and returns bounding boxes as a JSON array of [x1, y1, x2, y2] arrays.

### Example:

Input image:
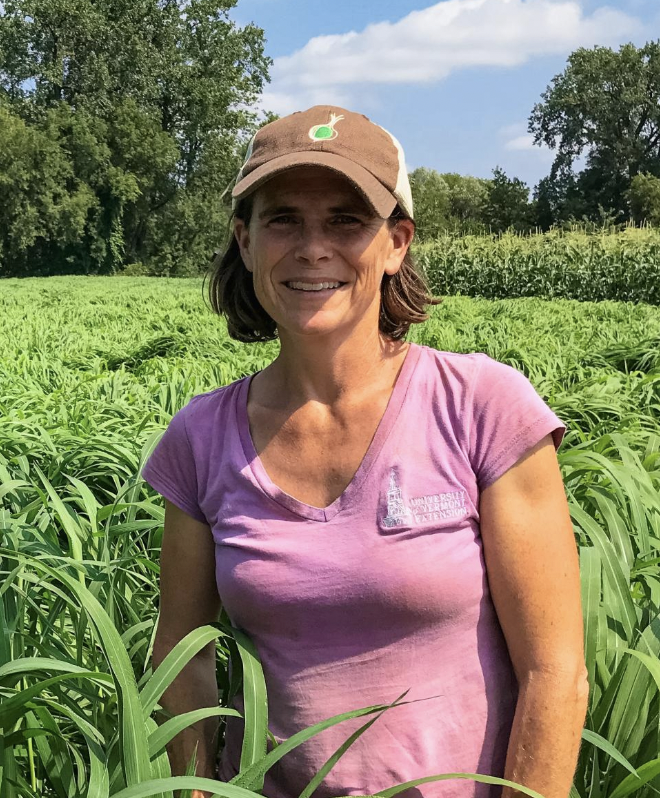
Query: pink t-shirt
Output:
[[141, 343, 567, 798]]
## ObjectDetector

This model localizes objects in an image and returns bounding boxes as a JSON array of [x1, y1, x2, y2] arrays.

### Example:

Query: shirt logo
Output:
[[308, 113, 344, 142], [382, 469, 468, 528]]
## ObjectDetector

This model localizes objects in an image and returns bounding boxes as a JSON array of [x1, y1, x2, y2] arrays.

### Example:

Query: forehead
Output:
[[254, 166, 372, 212]]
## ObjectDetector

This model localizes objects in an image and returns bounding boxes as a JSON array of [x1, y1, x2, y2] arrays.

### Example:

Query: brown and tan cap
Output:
[[231, 105, 414, 219]]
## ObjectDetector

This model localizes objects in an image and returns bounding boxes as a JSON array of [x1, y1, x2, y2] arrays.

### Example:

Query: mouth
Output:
[[283, 280, 347, 293]]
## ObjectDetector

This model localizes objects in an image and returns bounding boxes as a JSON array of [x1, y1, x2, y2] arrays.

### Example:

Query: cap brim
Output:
[[231, 151, 398, 218]]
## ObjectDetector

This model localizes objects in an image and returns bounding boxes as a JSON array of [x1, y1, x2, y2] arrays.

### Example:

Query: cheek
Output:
[[252, 235, 289, 273], [250, 252, 284, 303], [354, 236, 391, 275], [354, 253, 387, 283]]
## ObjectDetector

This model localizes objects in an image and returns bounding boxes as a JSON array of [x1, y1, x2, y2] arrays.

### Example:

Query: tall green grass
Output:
[[1, 277, 659, 797]]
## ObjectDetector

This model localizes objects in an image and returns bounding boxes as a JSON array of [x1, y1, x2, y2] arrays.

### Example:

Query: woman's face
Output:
[[233, 166, 414, 341]]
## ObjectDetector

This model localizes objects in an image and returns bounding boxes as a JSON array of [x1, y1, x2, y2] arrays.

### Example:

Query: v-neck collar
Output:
[[237, 342, 423, 522]]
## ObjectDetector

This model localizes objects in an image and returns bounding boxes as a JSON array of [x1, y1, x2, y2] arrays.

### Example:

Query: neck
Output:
[[265, 317, 410, 409]]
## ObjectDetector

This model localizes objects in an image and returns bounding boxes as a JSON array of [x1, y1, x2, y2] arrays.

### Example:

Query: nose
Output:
[[293, 221, 332, 265]]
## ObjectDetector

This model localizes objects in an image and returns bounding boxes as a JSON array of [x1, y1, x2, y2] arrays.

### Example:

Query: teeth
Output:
[[287, 281, 342, 291]]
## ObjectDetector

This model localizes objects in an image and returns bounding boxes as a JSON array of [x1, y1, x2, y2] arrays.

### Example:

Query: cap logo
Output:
[[308, 113, 344, 142]]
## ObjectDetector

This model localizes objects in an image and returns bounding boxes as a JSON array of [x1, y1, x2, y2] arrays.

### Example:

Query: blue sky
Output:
[[231, 0, 659, 192]]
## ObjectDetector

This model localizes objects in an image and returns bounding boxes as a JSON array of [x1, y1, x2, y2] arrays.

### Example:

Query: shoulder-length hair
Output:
[[205, 196, 442, 343]]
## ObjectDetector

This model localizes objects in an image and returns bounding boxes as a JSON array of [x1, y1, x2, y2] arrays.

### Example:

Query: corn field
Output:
[[1, 276, 660, 798], [416, 227, 660, 304]]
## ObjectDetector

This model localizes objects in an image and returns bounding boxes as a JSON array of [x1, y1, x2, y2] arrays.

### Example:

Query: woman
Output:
[[142, 105, 589, 798]]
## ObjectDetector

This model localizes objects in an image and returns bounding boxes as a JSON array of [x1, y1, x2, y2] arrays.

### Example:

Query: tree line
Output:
[[1, 0, 659, 275], [411, 41, 660, 240], [0, 0, 271, 277], [410, 164, 660, 242]]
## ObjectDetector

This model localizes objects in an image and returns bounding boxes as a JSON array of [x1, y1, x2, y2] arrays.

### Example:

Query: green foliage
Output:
[[0, 104, 96, 271], [482, 166, 533, 233], [410, 166, 538, 237], [533, 173, 591, 230], [441, 172, 489, 227], [409, 167, 490, 239], [1, 279, 660, 796], [416, 227, 660, 304], [529, 41, 660, 223], [0, 0, 272, 276], [409, 167, 452, 239], [627, 173, 660, 226]]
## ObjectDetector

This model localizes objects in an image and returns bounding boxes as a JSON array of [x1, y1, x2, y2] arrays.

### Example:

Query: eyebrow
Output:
[[258, 205, 298, 219], [329, 203, 373, 215], [258, 202, 373, 219]]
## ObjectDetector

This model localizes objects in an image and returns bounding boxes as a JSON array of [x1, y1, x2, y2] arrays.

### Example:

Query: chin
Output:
[[277, 314, 350, 338]]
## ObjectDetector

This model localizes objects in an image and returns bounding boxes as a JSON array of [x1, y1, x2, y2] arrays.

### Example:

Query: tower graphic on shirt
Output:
[[382, 469, 411, 527]]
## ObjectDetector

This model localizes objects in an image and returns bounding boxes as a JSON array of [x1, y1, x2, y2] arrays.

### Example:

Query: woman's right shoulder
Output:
[[176, 374, 251, 449], [186, 375, 249, 408]]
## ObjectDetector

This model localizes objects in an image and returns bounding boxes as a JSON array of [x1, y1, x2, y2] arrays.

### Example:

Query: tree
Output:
[[0, 0, 272, 275], [532, 173, 587, 229], [627, 173, 660, 225], [0, 103, 95, 274], [408, 167, 452, 241], [408, 168, 491, 239], [483, 167, 532, 233], [529, 41, 660, 221], [441, 173, 489, 229]]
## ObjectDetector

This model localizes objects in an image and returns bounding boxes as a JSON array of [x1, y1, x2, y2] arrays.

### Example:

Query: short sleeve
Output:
[[141, 407, 208, 523], [468, 355, 567, 491]]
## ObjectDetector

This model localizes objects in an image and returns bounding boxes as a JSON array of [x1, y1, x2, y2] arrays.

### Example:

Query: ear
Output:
[[383, 218, 415, 277], [234, 217, 254, 273]]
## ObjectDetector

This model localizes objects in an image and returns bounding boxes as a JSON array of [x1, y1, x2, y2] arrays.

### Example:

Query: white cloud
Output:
[[500, 122, 554, 157], [262, 0, 641, 114], [505, 135, 540, 152], [258, 87, 353, 117]]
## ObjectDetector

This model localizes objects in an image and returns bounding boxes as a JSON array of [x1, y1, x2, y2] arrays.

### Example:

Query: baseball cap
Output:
[[231, 105, 414, 220]]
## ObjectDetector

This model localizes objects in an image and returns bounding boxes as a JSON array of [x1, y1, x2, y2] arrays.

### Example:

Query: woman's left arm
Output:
[[479, 433, 590, 798]]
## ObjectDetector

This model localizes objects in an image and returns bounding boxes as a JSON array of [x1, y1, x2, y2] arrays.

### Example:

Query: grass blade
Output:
[[229, 626, 268, 784], [298, 695, 401, 798], [110, 776, 262, 798], [609, 757, 660, 798], [580, 547, 601, 694], [581, 728, 639, 777], [140, 625, 224, 717], [148, 707, 241, 760]]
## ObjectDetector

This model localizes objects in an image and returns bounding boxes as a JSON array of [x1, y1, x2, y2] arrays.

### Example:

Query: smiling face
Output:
[[233, 166, 415, 342]]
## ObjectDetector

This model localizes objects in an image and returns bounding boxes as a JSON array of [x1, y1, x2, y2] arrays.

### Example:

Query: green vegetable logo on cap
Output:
[[308, 113, 344, 142]]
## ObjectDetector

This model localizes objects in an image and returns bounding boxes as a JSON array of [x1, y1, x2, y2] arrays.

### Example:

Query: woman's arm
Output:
[[479, 434, 590, 798], [153, 498, 223, 795]]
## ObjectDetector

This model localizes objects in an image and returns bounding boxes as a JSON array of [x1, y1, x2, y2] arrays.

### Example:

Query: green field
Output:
[[1, 276, 660, 797]]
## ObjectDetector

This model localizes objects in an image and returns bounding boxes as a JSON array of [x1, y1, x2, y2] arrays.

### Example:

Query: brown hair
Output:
[[205, 197, 442, 343]]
